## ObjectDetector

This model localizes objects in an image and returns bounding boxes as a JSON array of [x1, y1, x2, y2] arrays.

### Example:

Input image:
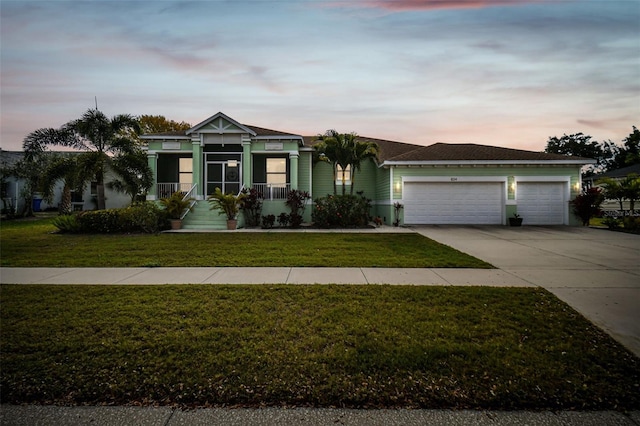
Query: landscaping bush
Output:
[[602, 217, 621, 230], [277, 212, 289, 227], [61, 202, 170, 234], [312, 193, 372, 228], [51, 214, 82, 233], [118, 202, 170, 233], [239, 187, 263, 227], [285, 189, 311, 228], [261, 214, 275, 229], [622, 216, 640, 233], [570, 188, 604, 226]]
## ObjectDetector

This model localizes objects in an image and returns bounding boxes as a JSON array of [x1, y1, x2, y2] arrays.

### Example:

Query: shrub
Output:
[[52, 214, 81, 233], [602, 217, 621, 230], [239, 187, 263, 227], [312, 193, 372, 228], [73, 202, 169, 234], [119, 202, 170, 233], [261, 214, 275, 229], [622, 216, 640, 232], [570, 188, 604, 226], [277, 213, 289, 227], [77, 209, 120, 233]]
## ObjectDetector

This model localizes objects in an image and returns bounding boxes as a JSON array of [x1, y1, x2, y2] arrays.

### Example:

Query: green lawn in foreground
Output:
[[0, 219, 491, 268], [1, 285, 637, 410]]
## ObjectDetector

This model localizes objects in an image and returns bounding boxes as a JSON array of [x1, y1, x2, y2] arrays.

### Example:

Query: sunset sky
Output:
[[1, 0, 638, 152]]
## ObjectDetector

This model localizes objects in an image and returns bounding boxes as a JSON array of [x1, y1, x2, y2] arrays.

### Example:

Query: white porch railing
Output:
[[180, 183, 198, 220], [157, 183, 193, 199], [251, 183, 291, 200]]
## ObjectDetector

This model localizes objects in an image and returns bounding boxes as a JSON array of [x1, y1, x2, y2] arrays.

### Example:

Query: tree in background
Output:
[[22, 109, 150, 210], [608, 126, 640, 170], [544, 133, 616, 176], [137, 115, 192, 135]]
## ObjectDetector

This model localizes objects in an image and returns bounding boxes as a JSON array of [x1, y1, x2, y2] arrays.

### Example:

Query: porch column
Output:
[[290, 152, 299, 190], [242, 137, 252, 188], [147, 153, 157, 200], [192, 141, 202, 199]]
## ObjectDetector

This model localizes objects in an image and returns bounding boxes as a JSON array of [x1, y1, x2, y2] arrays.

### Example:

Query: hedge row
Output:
[[52, 202, 170, 234]]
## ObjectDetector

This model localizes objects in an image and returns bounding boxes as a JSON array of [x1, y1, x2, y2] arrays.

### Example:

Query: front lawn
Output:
[[1, 285, 637, 410], [0, 219, 491, 268]]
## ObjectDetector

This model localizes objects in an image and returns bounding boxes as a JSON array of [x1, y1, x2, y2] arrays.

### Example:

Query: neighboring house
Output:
[[143, 112, 593, 229], [0, 150, 130, 215], [586, 163, 640, 213]]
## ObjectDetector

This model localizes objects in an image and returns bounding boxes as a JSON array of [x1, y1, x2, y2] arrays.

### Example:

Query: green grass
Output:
[[1, 284, 638, 410], [0, 219, 491, 268]]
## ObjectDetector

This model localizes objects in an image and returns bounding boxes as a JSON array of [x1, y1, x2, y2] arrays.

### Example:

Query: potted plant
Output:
[[208, 187, 245, 230], [159, 191, 194, 230], [509, 213, 523, 227]]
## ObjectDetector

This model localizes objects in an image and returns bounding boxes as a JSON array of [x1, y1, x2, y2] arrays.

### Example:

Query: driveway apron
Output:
[[412, 225, 640, 357]]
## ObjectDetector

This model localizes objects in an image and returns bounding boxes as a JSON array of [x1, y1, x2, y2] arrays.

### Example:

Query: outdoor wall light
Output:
[[509, 183, 515, 191], [395, 182, 401, 191], [574, 182, 581, 191]]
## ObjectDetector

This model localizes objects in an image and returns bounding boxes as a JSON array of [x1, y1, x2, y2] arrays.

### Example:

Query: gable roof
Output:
[[141, 113, 304, 145]]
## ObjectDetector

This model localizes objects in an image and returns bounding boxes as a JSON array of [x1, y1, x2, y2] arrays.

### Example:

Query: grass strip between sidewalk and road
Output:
[[0, 219, 491, 268], [1, 284, 638, 410]]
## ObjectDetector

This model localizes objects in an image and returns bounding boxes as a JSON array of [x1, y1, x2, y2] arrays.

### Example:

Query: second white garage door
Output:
[[517, 182, 566, 225], [404, 182, 503, 225]]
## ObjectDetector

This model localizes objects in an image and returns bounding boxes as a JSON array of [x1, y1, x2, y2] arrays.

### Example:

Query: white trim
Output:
[[251, 150, 299, 156], [140, 135, 189, 140], [389, 167, 394, 200], [186, 112, 257, 136], [402, 176, 508, 183], [147, 150, 193, 155], [514, 176, 571, 183], [253, 135, 304, 141], [515, 178, 571, 225]]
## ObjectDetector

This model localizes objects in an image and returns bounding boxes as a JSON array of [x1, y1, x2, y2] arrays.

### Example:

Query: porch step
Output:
[[181, 201, 228, 230]]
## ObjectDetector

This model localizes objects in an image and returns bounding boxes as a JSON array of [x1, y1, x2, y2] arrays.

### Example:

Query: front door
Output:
[[206, 161, 241, 196]]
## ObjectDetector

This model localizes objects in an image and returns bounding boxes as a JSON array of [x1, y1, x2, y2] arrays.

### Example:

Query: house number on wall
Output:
[[450, 177, 458, 182]]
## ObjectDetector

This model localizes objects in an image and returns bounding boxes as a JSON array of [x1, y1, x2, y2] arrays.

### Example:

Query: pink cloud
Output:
[[322, 0, 541, 11]]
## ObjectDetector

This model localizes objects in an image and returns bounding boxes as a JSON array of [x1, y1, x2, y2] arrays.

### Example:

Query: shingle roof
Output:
[[385, 143, 593, 163], [303, 135, 418, 162], [594, 163, 640, 179], [245, 125, 302, 138]]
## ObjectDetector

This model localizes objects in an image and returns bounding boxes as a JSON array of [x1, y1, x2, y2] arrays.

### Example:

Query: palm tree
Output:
[[314, 130, 380, 195], [41, 154, 92, 214], [22, 109, 147, 209]]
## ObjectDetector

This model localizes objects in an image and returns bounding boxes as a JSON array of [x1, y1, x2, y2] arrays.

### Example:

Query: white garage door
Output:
[[404, 182, 503, 225], [517, 182, 565, 225]]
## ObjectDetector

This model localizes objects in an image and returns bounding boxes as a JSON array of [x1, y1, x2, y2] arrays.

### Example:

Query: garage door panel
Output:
[[404, 182, 503, 225], [517, 182, 565, 225]]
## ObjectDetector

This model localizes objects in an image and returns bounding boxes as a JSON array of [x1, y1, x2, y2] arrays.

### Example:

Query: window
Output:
[[266, 158, 287, 187], [179, 158, 192, 187], [336, 164, 351, 185]]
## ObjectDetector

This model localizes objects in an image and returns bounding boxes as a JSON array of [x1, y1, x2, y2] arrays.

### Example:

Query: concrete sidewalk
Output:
[[0, 266, 533, 286]]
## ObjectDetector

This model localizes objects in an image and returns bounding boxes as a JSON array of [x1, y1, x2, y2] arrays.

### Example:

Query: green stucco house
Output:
[[142, 112, 593, 229]]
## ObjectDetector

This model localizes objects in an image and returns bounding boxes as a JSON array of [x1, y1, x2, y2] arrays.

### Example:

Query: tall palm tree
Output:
[[23, 109, 146, 209], [314, 130, 380, 195]]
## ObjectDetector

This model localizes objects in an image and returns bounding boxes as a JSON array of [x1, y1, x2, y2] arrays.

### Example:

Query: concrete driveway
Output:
[[412, 225, 640, 357]]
